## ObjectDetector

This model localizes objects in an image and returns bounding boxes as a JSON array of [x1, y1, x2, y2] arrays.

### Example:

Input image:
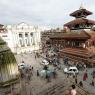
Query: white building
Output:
[[0, 22, 46, 54]]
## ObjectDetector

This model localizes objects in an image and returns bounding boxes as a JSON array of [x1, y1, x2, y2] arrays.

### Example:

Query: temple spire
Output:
[[64, 5, 95, 30], [79, 3, 84, 10]]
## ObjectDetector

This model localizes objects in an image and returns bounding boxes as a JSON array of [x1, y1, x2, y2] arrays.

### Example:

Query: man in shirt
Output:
[[70, 85, 77, 95]]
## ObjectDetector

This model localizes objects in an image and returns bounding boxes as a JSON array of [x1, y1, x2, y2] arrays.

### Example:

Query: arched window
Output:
[[19, 34, 22, 37], [19, 39, 24, 47], [30, 33, 33, 37], [25, 33, 28, 37]]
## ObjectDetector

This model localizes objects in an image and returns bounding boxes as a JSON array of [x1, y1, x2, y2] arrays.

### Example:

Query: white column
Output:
[[28, 33, 31, 46], [23, 32, 27, 47]]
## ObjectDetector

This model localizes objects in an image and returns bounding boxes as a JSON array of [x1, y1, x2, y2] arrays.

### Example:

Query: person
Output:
[[91, 79, 94, 86], [75, 76, 77, 84], [84, 64, 86, 69], [52, 69, 57, 78], [83, 70, 88, 81], [22, 61, 24, 63], [90, 77, 94, 86], [79, 81, 83, 87], [46, 73, 50, 82], [28, 74, 31, 81], [37, 70, 39, 76], [35, 55, 36, 59], [32, 67, 33, 70], [29, 68, 33, 76], [73, 72, 76, 78], [70, 85, 77, 95], [21, 73, 24, 78]]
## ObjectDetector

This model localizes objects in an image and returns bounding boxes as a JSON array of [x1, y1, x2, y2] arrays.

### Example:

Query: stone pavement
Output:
[[59, 58, 95, 94], [14, 53, 95, 95], [38, 53, 95, 94], [15, 53, 67, 95]]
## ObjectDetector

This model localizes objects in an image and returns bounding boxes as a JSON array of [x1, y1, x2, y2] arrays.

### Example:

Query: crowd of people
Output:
[[18, 50, 95, 95]]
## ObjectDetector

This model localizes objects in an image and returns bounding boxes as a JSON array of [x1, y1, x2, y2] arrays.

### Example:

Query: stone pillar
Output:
[[23, 32, 27, 47], [17, 33, 21, 47], [28, 33, 31, 46], [33, 33, 37, 45]]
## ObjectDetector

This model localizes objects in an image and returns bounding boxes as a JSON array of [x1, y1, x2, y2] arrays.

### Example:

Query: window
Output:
[[19, 34, 22, 37], [19, 39, 24, 47], [30, 33, 33, 37], [25, 33, 28, 37]]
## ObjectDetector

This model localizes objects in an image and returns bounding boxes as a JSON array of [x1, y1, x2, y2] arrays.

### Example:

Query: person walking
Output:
[[37, 70, 39, 76], [52, 69, 57, 78], [91, 77, 94, 86], [70, 85, 77, 95], [35, 55, 36, 59], [46, 73, 50, 82], [79, 81, 83, 87], [32, 67, 33, 70], [83, 70, 88, 81], [75, 76, 77, 84]]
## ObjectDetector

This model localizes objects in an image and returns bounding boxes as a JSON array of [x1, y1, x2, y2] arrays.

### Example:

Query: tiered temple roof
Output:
[[64, 18, 95, 28], [70, 8, 92, 17], [59, 6, 95, 66], [50, 30, 91, 40], [64, 6, 95, 30]]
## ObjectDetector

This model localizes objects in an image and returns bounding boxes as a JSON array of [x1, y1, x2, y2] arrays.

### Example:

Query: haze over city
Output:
[[0, 0, 95, 95], [0, 0, 95, 28]]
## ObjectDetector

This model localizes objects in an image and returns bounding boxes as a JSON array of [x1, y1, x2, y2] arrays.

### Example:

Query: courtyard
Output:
[[4, 52, 95, 95]]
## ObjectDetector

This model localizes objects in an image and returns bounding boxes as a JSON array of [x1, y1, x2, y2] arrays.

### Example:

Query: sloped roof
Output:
[[0, 24, 4, 27], [70, 9, 92, 17], [50, 30, 91, 39], [60, 48, 94, 58], [64, 18, 95, 27], [87, 31, 95, 38]]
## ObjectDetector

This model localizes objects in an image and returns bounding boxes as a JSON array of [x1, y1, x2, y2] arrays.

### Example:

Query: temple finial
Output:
[[79, 3, 84, 9]]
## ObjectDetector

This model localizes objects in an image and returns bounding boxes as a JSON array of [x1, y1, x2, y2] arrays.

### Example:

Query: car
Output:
[[41, 59, 49, 65], [40, 69, 53, 78], [18, 63, 31, 70], [18, 63, 26, 69], [64, 66, 79, 75]]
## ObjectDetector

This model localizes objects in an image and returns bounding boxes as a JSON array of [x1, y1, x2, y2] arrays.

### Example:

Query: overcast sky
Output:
[[0, 0, 95, 28]]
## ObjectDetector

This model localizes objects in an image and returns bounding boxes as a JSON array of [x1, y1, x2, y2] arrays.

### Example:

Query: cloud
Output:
[[0, 0, 95, 27]]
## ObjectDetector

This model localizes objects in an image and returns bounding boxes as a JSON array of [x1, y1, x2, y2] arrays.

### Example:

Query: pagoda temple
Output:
[[59, 6, 95, 67], [49, 6, 95, 67], [64, 5, 95, 30]]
